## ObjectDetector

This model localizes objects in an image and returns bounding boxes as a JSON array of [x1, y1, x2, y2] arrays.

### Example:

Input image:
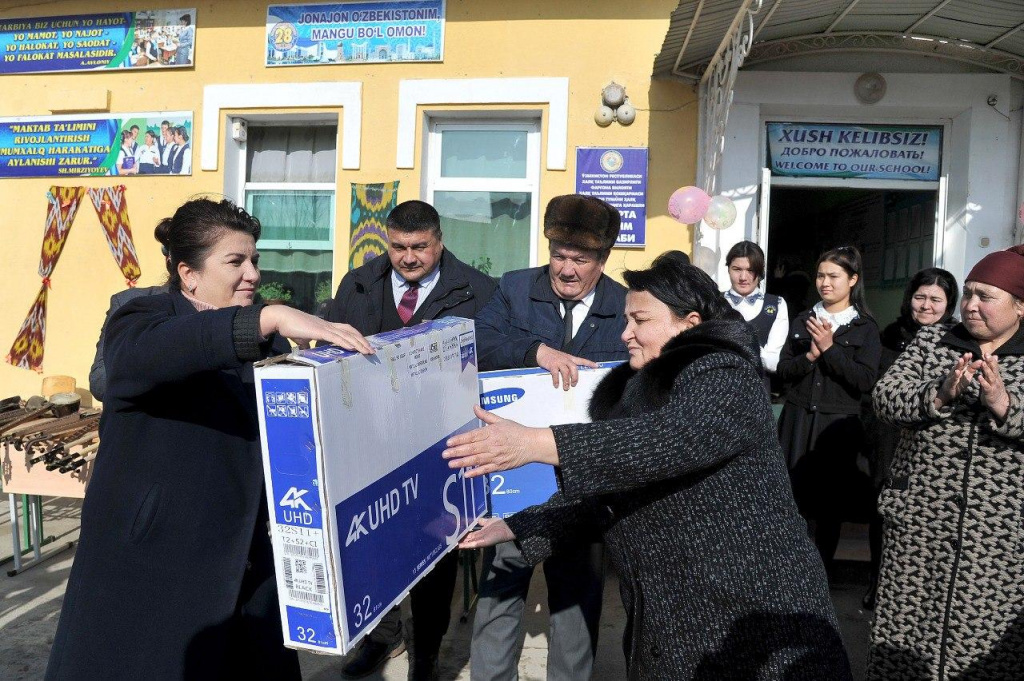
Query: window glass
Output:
[[244, 124, 337, 316], [440, 130, 527, 179], [258, 249, 335, 317], [434, 191, 531, 276], [245, 190, 333, 243], [246, 126, 337, 183]]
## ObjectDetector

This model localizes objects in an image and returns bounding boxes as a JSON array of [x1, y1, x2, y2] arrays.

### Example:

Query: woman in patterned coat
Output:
[[868, 245, 1024, 680], [447, 254, 851, 680]]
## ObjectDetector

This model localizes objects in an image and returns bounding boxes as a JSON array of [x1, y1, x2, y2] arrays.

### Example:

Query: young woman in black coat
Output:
[[45, 199, 372, 681], [861, 267, 957, 608], [444, 254, 851, 680], [776, 246, 881, 576]]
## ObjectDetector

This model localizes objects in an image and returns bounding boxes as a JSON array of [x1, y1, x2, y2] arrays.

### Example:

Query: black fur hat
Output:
[[543, 194, 620, 252]]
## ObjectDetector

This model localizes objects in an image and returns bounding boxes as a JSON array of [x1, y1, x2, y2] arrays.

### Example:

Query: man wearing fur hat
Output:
[[472, 194, 628, 680]]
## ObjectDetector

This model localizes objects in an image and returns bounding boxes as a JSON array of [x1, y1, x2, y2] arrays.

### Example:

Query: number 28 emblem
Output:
[[271, 22, 298, 51]]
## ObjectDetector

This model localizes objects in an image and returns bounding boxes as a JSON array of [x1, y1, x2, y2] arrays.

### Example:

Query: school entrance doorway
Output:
[[763, 187, 941, 327]]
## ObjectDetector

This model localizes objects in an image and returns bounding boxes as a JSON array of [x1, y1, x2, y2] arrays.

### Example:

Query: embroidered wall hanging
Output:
[[349, 181, 398, 270], [7, 185, 141, 372]]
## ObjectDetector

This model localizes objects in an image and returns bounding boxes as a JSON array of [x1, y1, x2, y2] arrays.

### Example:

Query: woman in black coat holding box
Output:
[[445, 254, 851, 680], [776, 246, 881, 576], [45, 199, 371, 681]]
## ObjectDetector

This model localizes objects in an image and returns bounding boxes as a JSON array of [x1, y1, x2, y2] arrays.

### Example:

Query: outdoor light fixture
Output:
[[594, 105, 615, 127], [616, 101, 636, 125], [595, 81, 636, 126], [854, 72, 887, 105], [602, 82, 626, 108]]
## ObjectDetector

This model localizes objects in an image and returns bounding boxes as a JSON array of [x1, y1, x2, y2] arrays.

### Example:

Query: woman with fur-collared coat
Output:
[[868, 245, 1024, 680], [446, 255, 851, 680]]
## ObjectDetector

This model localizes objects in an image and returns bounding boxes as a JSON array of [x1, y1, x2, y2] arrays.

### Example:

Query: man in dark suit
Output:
[[471, 194, 629, 681], [324, 200, 496, 680]]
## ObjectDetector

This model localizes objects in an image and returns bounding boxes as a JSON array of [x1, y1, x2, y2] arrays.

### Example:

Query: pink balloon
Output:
[[668, 186, 711, 224]]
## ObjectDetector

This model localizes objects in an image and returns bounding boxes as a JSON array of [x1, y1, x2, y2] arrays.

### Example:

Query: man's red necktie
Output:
[[397, 283, 419, 324]]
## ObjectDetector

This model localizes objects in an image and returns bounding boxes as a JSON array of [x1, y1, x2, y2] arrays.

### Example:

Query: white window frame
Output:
[[238, 119, 338, 252], [396, 78, 568, 170], [425, 119, 542, 267], [203, 82, 360, 171]]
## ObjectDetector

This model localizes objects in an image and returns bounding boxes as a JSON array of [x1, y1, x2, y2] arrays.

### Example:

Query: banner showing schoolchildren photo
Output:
[[576, 147, 648, 248], [0, 9, 197, 75], [266, 1, 444, 66], [766, 122, 942, 181], [0, 111, 193, 178]]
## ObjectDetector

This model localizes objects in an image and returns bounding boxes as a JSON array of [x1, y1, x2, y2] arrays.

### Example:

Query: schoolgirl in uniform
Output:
[[776, 245, 881, 574], [724, 241, 789, 392]]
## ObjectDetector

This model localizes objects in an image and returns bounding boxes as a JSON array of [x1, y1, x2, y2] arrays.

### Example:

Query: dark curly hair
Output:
[[623, 251, 739, 323], [154, 198, 261, 289], [900, 267, 959, 323]]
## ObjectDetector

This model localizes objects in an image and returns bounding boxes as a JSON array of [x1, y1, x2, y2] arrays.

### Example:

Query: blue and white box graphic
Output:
[[479, 363, 617, 518], [256, 318, 485, 654]]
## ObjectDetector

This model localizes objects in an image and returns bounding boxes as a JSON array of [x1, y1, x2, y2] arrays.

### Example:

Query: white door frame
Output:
[[756, 169, 946, 273]]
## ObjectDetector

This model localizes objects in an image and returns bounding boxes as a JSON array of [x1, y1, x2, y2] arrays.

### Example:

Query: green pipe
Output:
[[21, 494, 30, 547]]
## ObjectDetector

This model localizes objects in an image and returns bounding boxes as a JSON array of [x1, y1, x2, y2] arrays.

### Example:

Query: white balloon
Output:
[[692, 245, 719, 274], [704, 195, 737, 230]]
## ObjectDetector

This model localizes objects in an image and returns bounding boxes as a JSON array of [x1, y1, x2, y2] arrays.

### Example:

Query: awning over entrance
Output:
[[657, 0, 1024, 83]]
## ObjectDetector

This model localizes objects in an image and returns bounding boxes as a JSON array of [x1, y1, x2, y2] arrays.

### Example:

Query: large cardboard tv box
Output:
[[479, 363, 618, 519], [255, 318, 486, 654]]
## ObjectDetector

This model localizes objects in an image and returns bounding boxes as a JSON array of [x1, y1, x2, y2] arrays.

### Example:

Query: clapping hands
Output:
[[804, 316, 834, 361], [935, 352, 1011, 421]]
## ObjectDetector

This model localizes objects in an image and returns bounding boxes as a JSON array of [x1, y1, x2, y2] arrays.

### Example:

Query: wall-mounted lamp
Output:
[[595, 105, 615, 127], [853, 72, 886, 105], [595, 81, 636, 127]]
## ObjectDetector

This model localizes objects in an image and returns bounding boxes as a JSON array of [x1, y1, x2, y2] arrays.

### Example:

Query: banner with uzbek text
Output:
[[266, 1, 444, 66], [0, 112, 193, 178], [576, 147, 648, 248], [766, 122, 942, 181], [0, 9, 197, 75]]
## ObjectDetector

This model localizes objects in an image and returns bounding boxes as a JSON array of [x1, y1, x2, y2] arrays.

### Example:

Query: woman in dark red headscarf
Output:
[[868, 245, 1024, 680]]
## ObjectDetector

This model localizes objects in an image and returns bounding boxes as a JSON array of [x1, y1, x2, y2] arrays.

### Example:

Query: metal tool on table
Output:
[[0, 395, 48, 428], [0, 396, 21, 414], [13, 413, 98, 453], [60, 440, 100, 473], [16, 412, 100, 454], [27, 427, 100, 466], [3, 380, 92, 576], [1, 393, 84, 446], [0, 398, 57, 438], [35, 432, 100, 470]]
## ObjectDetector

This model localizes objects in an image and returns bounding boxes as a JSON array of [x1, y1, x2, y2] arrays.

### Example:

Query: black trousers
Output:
[[367, 549, 460, 658]]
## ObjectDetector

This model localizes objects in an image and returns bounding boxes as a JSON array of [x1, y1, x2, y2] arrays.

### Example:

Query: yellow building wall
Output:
[[0, 0, 696, 400]]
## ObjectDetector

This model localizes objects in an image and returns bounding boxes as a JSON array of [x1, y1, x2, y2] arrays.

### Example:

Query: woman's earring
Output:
[[189, 283, 197, 294]]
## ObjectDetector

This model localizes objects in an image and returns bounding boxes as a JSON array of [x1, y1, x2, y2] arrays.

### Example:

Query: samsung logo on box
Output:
[[480, 388, 525, 410]]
